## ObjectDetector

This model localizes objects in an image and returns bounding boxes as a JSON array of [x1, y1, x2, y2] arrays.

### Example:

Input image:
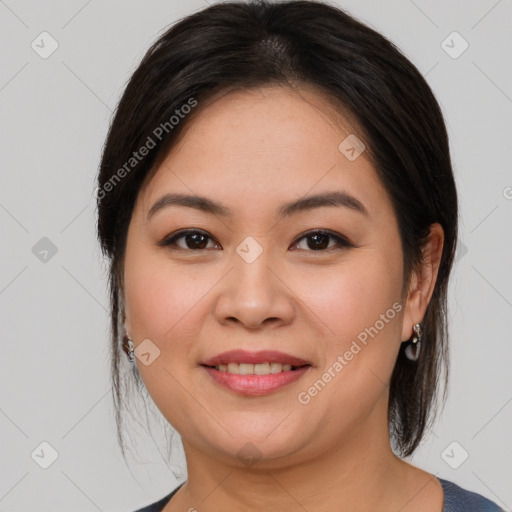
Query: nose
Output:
[[213, 242, 295, 330]]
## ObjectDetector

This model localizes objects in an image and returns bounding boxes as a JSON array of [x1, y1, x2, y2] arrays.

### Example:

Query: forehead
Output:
[[170, 85, 362, 161], [138, 85, 394, 221]]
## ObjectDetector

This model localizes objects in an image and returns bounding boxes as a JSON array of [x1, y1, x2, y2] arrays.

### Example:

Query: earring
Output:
[[127, 339, 135, 363], [123, 334, 135, 364], [405, 322, 423, 361]]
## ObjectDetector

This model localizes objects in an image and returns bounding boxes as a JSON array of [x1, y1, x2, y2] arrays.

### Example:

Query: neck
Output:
[[164, 398, 439, 512]]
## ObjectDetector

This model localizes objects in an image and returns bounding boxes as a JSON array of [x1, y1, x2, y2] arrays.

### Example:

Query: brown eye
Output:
[[159, 228, 353, 253], [292, 230, 353, 251], [159, 229, 220, 250]]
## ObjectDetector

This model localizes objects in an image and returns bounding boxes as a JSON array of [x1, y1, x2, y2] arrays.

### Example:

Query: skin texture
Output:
[[123, 85, 445, 511]]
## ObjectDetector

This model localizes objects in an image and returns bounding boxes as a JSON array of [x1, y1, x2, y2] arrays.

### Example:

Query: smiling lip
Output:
[[200, 349, 311, 367], [201, 365, 312, 395], [199, 349, 312, 396]]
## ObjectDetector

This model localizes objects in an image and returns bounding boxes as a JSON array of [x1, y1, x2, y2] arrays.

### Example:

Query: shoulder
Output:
[[131, 479, 505, 512], [439, 478, 504, 512], [131, 482, 185, 512]]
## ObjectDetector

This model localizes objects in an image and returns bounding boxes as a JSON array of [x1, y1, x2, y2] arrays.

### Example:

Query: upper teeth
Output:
[[215, 362, 294, 375]]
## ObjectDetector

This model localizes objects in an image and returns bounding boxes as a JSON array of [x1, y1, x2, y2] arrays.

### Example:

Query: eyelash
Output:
[[158, 229, 354, 253]]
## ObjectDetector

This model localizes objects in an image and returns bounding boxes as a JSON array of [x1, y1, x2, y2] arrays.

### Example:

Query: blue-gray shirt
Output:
[[132, 478, 503, 511]]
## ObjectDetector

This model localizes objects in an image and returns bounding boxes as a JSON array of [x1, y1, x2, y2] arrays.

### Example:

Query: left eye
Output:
[[292, 230, 352, 251]]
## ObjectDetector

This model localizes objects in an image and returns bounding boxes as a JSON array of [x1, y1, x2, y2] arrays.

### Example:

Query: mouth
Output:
[[200, 362, 311, 374], [200, 349, 312, 368], [199, 350, 313, 395]]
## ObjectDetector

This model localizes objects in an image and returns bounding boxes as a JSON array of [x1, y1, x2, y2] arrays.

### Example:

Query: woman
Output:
[[95, 1, 503, 510]]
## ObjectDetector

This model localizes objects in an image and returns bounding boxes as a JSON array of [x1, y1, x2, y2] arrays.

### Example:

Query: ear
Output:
[[401, 223, 444, 342]]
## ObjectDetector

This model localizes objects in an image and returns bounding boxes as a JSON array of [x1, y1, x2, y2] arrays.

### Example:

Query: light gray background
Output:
[[1, 0, 511, 510]]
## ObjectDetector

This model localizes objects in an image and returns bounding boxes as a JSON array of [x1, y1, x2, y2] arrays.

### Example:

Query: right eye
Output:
[[158, 229, 222, 251]]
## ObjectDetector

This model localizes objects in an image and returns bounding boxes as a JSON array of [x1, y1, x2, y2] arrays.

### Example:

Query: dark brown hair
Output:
[[96, 0, 458, 460]]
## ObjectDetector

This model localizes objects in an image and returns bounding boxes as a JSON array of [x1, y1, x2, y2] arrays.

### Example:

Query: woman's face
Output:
[[123, 86, 419, 468]]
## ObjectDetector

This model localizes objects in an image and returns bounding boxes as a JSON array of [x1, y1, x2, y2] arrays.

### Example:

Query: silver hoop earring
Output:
[[405, 322, 423, 361]]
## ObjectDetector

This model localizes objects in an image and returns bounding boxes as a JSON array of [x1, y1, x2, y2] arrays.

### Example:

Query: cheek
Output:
[[293, 255, 403, 427], [123, 247, 209, 350], [295, 254, 402, 351], [123, 249, 210, 416]]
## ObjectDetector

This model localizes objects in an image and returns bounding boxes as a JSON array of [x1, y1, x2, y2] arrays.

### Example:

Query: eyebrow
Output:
[[146, 190, 369, 222]]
